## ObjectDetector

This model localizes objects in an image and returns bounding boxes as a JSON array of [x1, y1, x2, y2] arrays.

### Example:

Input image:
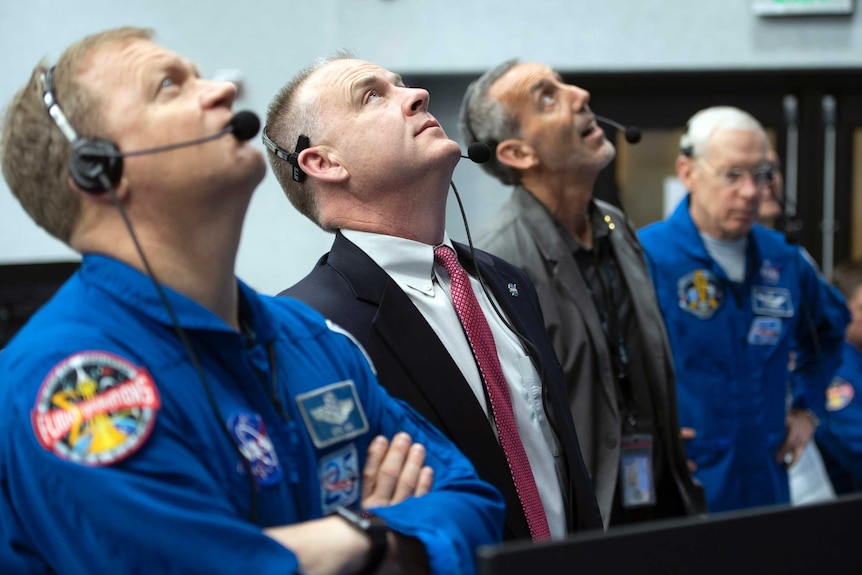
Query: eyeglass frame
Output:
[[692, 156, 775, 189]]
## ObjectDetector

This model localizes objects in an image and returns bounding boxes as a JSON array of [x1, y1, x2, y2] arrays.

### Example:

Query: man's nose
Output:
[[405, 87, 430, 115]]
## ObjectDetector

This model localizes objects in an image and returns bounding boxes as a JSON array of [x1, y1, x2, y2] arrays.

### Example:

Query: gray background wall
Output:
[[2, 0, 861, 294]]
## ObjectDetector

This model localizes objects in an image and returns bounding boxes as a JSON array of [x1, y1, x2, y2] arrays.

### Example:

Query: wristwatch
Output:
[[334, 506, 389, 575]]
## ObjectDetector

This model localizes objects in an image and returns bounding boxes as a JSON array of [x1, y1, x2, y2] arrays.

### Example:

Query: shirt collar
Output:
[[341, 229, 455, 296]]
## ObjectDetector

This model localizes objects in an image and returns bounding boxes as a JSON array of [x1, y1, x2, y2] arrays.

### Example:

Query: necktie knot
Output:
[[434, 245, 459, 275]]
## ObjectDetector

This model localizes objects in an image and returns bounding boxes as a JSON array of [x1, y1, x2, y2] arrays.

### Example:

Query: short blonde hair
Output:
[[1, 26, 152, 244]]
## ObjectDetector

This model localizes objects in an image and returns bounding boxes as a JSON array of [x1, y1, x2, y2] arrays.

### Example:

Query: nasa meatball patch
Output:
[[31, 351, 161, 466], [228, 411, 283, 486]]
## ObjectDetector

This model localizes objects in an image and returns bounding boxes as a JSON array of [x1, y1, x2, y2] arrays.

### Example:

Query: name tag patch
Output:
[[319, 443, 361, 514], [751, 286, 794, 317], [747, 316, 783, 345], [296, 380, 369, 449], [228, 411, 282, 486], [31, 351, 161, 466]]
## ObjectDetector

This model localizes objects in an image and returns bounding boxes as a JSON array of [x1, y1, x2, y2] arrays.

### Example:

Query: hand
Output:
[[680, 427, 697, 473], [265, 434, 434, 575], [362, 432, 434, 509], [775, 409, 817, 467]]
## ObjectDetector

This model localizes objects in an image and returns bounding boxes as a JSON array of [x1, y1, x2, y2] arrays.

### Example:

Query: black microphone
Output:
[[460, 141, 492, 164], [594, 114, 641, 144], [117, 110, 260, 158], [226, 110, 261, 142]]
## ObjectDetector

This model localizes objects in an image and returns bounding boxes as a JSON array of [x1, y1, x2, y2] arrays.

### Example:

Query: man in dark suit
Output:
[[264, 55, 602, 541]]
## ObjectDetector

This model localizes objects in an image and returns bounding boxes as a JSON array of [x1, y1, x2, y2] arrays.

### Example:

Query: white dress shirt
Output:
[[342, 229, 567, 540]]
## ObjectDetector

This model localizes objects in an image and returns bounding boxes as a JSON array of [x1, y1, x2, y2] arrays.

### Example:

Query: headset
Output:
[[262, 128, 309, 182], [41, 66, 124, 194]]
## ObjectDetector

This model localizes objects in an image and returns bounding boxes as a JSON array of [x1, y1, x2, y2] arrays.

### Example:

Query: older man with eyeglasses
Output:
[[638, 106, 849, 514]]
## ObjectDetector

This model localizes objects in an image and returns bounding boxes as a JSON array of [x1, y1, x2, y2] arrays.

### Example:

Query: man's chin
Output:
[[735, 221, 755, 238]]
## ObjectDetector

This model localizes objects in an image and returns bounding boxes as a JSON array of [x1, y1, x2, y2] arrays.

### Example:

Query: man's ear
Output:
[[298, 146, 348, 183], [676, 154, 696, 191], [495, 139, 538, 171]]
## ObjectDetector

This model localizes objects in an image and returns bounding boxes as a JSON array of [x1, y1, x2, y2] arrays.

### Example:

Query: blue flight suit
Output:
[[639, 197, 848, 513], [0, 255, 504, 574], [816, 341, 862, 488]]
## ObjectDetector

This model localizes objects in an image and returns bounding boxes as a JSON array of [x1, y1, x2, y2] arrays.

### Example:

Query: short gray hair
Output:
[[458, 59, 522, 186], [680, 106, 767, 159]]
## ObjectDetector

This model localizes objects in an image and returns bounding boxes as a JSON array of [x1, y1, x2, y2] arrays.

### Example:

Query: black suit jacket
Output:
[[281, 232, 602, 540]]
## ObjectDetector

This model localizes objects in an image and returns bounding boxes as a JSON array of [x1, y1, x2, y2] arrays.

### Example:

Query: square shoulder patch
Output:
[[295, 380, 369, 449]]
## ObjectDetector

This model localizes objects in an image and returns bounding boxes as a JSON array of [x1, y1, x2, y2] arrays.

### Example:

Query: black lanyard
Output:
[[580, 237, 638, 428]]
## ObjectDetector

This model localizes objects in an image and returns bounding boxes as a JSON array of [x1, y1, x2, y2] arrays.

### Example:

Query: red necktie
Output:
[[434, 246, 551, 542]]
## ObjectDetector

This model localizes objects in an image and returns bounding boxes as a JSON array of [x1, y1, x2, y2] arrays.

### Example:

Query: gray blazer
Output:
[[475, 186, 705, 526]]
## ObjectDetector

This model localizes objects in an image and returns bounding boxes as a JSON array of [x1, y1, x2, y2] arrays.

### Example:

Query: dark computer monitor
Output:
[[479, 493, 862, 575], [0, 260, 80, 348]]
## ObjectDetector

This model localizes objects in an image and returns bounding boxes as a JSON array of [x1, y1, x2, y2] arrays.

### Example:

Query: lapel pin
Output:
[[507, 282, 519, 297]]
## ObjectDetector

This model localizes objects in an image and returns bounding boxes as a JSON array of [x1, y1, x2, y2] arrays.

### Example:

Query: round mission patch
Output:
[[826, 378, 855, 412], [30, 351, 161, 466]]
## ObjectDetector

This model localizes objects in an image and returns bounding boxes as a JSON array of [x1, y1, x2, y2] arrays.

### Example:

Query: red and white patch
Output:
[[826, 378, 855, 412], [30, 351, 161, 466]]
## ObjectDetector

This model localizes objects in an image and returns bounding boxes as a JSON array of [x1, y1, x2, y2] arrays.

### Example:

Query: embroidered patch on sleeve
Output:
[[751, 286, 794, 317], [826, 378, 855, 412], [296, 380, 369, 449], [747, 316, 783, 345], [228, 411, 283, 487], [677, 269, 723, 319], [30, 351, 161, 466], [319, 443, 361, 514]]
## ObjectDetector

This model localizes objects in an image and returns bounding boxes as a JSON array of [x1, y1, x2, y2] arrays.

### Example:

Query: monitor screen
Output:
[[0, 261, 80, 348], [478, 493, 862, 575]]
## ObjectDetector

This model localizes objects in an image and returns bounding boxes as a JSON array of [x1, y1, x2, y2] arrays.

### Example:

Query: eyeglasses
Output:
[[696, 158, 774, 189]]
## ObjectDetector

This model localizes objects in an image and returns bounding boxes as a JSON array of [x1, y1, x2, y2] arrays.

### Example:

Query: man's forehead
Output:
[[79, 38, 192, 83], [490, 62, 561, 102], [312, 59, 401, 92]]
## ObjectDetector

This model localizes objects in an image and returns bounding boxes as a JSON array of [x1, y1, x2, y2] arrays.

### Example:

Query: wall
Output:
[[2, 0, 861, 294]]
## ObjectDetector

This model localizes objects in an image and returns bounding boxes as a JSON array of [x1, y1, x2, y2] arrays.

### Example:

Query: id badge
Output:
[[620, 434, 656, 509]]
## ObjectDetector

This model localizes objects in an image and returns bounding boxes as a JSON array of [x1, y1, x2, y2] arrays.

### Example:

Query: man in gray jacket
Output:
[[459, 59, 704, 528]]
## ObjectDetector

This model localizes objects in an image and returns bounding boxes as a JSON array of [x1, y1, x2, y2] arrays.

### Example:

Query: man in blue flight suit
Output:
[[639, 106, 848, 513], [816, 258, 862, 491], [0, 27, 503, 574]]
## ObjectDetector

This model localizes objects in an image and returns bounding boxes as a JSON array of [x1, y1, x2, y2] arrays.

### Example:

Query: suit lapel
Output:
[[515, 191, 620, 418], [328, 234, 531, 539], [328, 235, 484, 435]]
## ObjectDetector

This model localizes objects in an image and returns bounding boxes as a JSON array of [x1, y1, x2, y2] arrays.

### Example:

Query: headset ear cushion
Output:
[[69, 138, 123, 194]]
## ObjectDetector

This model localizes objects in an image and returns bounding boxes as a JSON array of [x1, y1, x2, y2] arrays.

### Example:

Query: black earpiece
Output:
[[69, 139, 124, 194], [262, 129, 309, 183], [41, 66, 122, 194]]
